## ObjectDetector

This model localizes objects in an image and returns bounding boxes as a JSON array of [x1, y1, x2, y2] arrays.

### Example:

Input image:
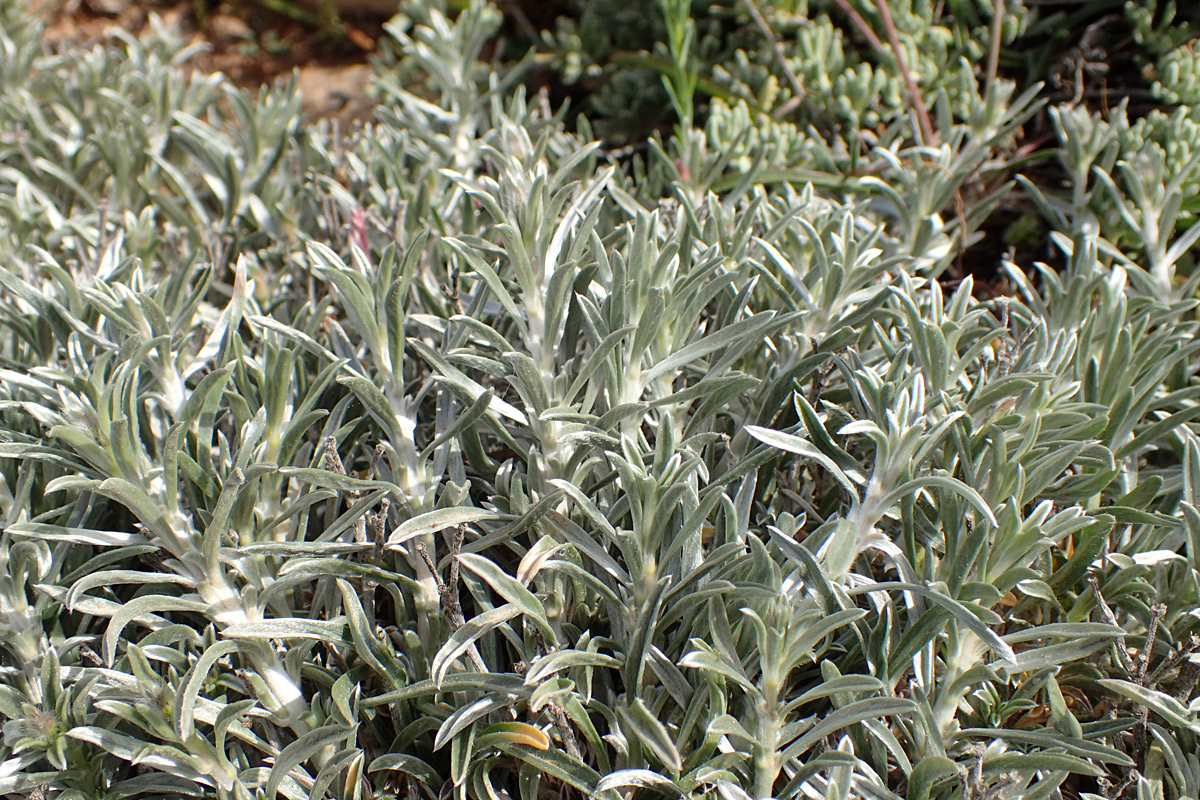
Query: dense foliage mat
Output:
[[3, 1, 1200, 799]]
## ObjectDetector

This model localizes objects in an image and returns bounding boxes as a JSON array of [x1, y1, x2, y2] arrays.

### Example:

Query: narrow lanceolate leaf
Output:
[[984, 751, 1104, 777], [66, 570, 196, 609], [6, 522, 150, 547], [408, 338, 529, 424], [67, 727, 208, 783], [745, 425, 860, 497], [277, 466, 396, 494], [618, 697, 683, 773], [596, 769, 683, 796], [222, 619, 352, 645], [367, 754, 440, 784], [492, 743, 601, 796], [1098, 680, 1200, 733], [442, 236, 525, 324], [175, 640, 240, 741], [780, 698, 915, 761], [525, 649, 623, 684], [906, 756, 958, 800], [848, 582, 1017, 664], [883, 473, 997, 527], [386, 507, 505, 547], [266, 724, 356, 800], [431, 605, 520, 688], [678, 646, 756, 692], [336, 579, 406, 690], [308, 241, 380, 346], [457, 552, 556, 645], [957, 728, 1132, 766], [47, 476, 180, 548], [336, 374, 404, 440], [104, 595, 209, 666], [644, 311, 792, 382]]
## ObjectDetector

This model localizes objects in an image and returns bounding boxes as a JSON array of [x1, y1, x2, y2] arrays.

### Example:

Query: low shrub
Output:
[[2, 2, 1200, 799]]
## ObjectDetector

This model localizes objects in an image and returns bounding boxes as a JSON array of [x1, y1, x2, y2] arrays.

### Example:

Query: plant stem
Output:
[[830, 0, 886, 55], [986, 0, 1005, 97], [872, 0, 937, 145], [741, 0, 807, 117]]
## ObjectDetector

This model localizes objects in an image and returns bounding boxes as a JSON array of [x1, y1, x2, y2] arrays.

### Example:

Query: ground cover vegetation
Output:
[[2, 0, 1200, 798]]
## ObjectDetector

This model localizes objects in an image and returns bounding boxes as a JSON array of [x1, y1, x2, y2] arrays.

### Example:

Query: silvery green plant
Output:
[[3, 1, 1200, 799]]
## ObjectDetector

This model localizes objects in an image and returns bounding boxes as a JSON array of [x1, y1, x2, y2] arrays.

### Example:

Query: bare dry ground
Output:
[[39, 0, 384, 123]]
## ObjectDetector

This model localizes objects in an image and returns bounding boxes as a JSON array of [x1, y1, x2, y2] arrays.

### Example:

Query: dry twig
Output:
[[741, 0, 807, 118], [415, 526, 489, 673]]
